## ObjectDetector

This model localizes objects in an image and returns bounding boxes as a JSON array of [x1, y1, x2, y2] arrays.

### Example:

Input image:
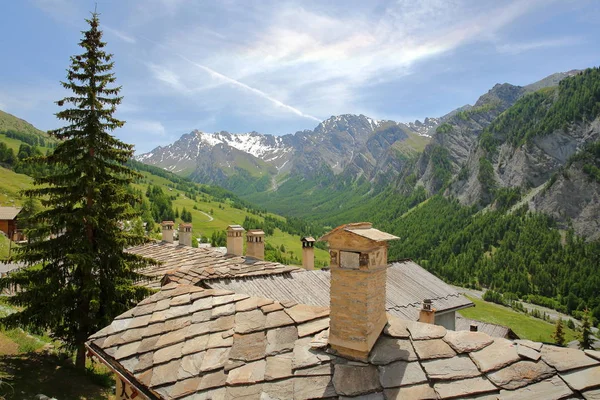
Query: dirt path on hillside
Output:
[[198, 210, 214, 221]]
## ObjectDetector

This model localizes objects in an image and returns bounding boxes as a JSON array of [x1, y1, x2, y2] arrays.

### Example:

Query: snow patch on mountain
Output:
[[407, 117, 441, 137], [195, 131, 291, 159]]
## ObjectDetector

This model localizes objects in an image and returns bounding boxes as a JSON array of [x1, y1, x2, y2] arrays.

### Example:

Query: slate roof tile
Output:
[[497, 376, 573, 400], [412, 338, 456, 360], [560, 365, 600, 392], [333, 364, 382, 396], [469, 338, 520, 373], [297, 317, 330, 338], [226, 359, 266, 385], [369, 336, 418, 365], [378, 361, 428, 388], [516, 343, 541, 361], [486, 360, 555, 390], [265, 326, 298, 356], [265, 353, 293, 381], [234, 309, 266, 334], [285, 304, 329, 324], [443, 330, 494, 353], [540, 344, 599, 372], [421, 355, 481, 381], [384, 383, 437, 400], [229, 331, 267, 362], [433, 376, 498, 399]]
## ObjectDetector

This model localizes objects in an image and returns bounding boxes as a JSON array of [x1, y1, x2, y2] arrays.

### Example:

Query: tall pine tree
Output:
[[0, 13, 154, 369]]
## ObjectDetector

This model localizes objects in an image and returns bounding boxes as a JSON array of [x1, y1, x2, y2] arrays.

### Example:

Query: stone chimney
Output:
[[179, 223, 192, 247], [246, 229, 265, 260], [161, 221, 175, 243], [319, 222, 399, 361], [418, 299, 436, 324], [301, 236, 316, 270], [226, 225, 245, 256]]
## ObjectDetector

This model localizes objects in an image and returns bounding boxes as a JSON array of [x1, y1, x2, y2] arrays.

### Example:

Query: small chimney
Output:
[[246, 229, 265, 260], [226, 225, 245, 256], [301, 236, 316, 270], [470, 324, 478, 332], [319, 222, 399, 361], [419, 299, 436, 325], [161, 221, 175, 243], [179, 223, 192, 247]]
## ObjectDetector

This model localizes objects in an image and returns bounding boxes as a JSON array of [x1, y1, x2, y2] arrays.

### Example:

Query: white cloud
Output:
[[103, 25, 136, 44], [161, 0, 546, 116], [496, 36, 582, 54], [125, 119, 166, 137]]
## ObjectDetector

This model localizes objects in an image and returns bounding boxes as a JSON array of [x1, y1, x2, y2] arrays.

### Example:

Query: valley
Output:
[[136, 67, 600, 327]]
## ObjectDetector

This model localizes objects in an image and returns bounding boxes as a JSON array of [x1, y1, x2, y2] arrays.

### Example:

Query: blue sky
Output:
[[1, 0, 599, 153]]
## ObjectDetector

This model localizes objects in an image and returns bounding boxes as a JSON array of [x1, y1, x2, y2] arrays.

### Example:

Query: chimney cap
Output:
[[301, 236, 316, 242], [318, 222, 399, 242], [179, 223, 193, 228], [247, 229, 265, 236], [227, 224, 245, 231], [161, 221, 175, 226]]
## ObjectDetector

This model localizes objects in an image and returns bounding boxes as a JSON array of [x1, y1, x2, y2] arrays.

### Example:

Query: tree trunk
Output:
[[75, 341, 86, 370]]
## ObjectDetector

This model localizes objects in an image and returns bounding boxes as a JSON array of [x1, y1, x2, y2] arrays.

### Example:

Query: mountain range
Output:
[[137, 68, 600, 240]]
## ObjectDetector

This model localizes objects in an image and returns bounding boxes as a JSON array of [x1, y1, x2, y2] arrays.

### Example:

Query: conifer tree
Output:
[[579, 309, 593, 350], [0, 13, 154, 369], [552, 318, 566, 346]]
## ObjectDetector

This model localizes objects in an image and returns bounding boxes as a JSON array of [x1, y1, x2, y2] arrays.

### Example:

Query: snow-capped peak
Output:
[[195, 131, 290, 159]]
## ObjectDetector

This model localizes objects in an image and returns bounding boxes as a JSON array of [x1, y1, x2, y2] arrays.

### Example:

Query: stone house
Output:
[[88, 223, 600, 399]]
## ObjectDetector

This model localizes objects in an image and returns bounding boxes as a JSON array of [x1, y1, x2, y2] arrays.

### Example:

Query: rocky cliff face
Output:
[[530, 161, 600, 241], [414, 83, 526, 194]]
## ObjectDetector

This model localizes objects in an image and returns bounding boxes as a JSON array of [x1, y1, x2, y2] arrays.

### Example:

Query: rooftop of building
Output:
[[128, 241, 301, 290], [456, 316, 519, 340], [0, 206, 22, 220], [87, 283, 600, 400], [205, 260, 473, 321]]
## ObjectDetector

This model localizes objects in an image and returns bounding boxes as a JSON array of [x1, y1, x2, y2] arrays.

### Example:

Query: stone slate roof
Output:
[[87, 283, 600, 400], [206, 261, 473, 321], [0, 207, 21, 220], [456, 316, 519, 340], [127, 241, 301, 289]]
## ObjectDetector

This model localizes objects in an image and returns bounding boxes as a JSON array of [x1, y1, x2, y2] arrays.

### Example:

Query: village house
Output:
[[88, 222, 600, 399], [0, 206, 21, 240]]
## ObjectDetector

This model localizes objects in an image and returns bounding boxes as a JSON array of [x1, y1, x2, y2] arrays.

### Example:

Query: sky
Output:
[[1, 0, 599, 154]]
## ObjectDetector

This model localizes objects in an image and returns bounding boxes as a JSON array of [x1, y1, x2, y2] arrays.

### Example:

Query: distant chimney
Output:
[[226, 225, 245, 256], [161, 221, 175, 243], [246, 229, 265, 260], [179, 223, 192, 247], [470, 324, 478, 332], [301, 236, 316, 270], [319, 222, 399, 361], [419, 299, 436, 325]]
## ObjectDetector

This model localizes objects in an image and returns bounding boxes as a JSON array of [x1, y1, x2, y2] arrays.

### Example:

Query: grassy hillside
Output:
[[0, 110, 47, 137], [134, 170, 330, 266], [0, 166, 32, 206], [460, 295, 577, 343]]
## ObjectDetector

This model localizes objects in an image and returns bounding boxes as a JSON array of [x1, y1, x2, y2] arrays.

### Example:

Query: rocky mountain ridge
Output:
[[136, 114, 437, 189]]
